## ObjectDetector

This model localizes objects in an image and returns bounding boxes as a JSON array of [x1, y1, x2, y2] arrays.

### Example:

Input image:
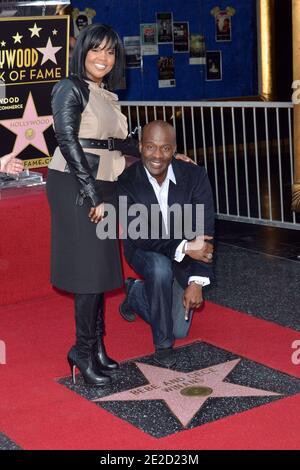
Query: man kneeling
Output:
[[118, 120, 215, 367]]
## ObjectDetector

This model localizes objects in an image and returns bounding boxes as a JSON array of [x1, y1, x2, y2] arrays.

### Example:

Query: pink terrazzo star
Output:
[[94, 359, 280, 427], [0, 92, 53, 155]]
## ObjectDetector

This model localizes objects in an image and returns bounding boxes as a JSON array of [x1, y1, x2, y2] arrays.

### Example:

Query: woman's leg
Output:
[[68, 293, 111, 386], [95, 293, 119, 371]]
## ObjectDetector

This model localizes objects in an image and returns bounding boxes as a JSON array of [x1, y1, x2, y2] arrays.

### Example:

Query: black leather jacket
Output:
[[51, 74, 139, 206]]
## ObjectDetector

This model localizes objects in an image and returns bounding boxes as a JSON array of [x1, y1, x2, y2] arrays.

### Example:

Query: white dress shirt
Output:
[[144, 165, 210, 287]]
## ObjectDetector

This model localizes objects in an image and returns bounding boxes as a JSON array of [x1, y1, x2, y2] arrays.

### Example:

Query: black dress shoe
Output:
[[153, 347, 176, 368], [119, 277, 137, 322]]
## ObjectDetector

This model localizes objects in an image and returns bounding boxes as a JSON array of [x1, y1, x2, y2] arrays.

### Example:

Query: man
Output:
[[118, 121, 215, 367]]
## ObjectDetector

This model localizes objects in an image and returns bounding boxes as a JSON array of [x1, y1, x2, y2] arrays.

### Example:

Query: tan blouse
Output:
[[49, 80, 128, 181]]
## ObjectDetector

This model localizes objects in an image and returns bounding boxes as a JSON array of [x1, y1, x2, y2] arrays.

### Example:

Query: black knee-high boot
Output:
[[67, 294, 111, 386], [95, 294, 119, 371]]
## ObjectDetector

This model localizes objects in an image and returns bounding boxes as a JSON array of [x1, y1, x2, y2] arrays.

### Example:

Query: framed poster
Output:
[[216, 10, 232, 41], [206, 51, 222, 81], [158, 56, 176, 88], [211, 6, 235, 42], [173, 22, 189, 53], [190, 34, 206, 65], [140, 23, 158, 55], [156, 12, 173, 44], [124, 36, 142, 68]]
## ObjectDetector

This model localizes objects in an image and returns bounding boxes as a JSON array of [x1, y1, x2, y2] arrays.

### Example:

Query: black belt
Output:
[[79, 137, 124, 152]]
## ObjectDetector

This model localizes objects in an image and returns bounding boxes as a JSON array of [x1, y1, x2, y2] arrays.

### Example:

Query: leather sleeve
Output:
[[120, 137, 141, 158], [51, 79, 103, 207]]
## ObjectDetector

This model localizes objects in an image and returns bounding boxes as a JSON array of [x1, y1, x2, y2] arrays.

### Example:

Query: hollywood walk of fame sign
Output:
[[0, 16, 69, 168]]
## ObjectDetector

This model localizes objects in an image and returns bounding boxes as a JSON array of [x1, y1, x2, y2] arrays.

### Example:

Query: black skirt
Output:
[[46, 169, 123, 294]]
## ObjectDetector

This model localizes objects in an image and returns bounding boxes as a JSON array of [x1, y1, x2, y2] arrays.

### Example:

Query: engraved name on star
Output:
[[0, 92, 53, 156], [12, 32, 23, 44], [37, 37, 62, 66], [94, 359, 280, 427], [29, 23, 42, 38]]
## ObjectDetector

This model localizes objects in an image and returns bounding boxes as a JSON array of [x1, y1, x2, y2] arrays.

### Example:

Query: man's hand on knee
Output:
[[183, 283, 203, 319]]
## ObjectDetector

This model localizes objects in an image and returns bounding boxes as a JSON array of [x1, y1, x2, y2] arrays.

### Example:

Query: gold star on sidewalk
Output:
[[29, 23, 42, 38], [52, 29, 58, 36], [12, 32, 23, 44]]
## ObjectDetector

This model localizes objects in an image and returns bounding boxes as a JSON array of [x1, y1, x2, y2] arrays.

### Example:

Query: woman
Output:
[[0, 152, 24, 174], [47, 23, 193, 387]]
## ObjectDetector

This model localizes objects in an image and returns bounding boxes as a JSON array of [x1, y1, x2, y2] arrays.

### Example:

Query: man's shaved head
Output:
[[140, 120, 177, 185], [141, 120, 176, 145]]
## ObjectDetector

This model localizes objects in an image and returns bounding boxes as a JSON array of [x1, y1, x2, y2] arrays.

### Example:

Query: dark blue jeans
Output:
[[128, 249, 193, 349]]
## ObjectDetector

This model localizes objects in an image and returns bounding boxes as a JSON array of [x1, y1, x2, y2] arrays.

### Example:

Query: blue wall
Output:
[[72, 0, 258, 100]]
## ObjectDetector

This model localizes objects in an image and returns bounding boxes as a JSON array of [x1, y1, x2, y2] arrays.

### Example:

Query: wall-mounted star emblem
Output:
[[95, 359, 280, 427], [29, 23, 42, 38], [0, 92, 53, 156], [12, 32, 23, 44], [37, 37, 62, 65]]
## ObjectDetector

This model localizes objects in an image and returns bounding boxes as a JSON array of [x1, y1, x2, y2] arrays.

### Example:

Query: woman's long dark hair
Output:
[[70, 24, 125, 90]]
